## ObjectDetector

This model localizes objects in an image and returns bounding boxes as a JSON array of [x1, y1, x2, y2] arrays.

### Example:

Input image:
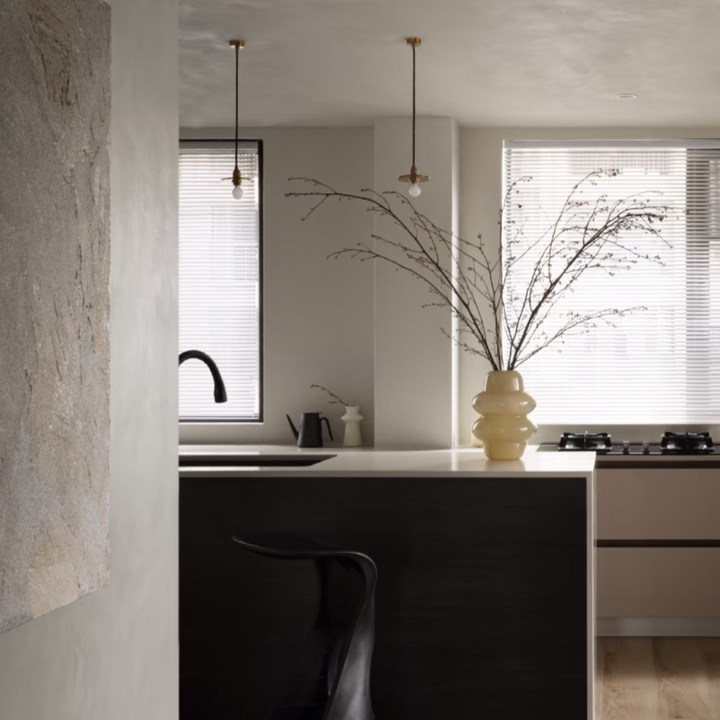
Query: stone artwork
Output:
[[0, 0, 111, 633]]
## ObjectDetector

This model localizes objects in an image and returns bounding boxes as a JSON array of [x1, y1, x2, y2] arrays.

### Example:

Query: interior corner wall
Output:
[[0, 0, 180, 717], [373, 117, 457, 448], [179, 127, 375, 446]]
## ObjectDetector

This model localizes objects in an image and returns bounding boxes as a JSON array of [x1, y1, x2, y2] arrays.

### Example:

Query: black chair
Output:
[[232, 535, 377, 720]]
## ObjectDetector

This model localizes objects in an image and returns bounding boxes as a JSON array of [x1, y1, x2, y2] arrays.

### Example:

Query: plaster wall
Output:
[[0, 0, 111, 633], [0, 0, 179, 716]]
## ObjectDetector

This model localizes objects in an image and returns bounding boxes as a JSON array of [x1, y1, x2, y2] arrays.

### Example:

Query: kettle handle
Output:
[[286, 414, 299, 440], [320, 416, 334, 442]]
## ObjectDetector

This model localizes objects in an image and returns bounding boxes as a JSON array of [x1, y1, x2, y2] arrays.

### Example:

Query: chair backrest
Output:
[[232, 536, 377, 720]]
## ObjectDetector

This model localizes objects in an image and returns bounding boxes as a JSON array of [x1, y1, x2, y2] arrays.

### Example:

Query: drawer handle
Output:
[[597, 539, 720, 548]]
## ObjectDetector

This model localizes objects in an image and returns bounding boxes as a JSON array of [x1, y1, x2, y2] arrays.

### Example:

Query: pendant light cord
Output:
[[234, 43, 239, 171], [412, 41, 416, 170]]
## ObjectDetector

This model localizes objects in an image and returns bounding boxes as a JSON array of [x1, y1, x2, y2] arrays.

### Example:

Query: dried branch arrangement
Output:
[[288, 172, 672, 371]]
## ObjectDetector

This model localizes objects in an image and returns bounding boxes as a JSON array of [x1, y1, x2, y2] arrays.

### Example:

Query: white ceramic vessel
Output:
[[471, 371, 537, 460], [341, 405, 364, 447]]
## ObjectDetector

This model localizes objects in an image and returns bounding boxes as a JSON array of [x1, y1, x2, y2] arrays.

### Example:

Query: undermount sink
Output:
[[179, 453, 335, 468]]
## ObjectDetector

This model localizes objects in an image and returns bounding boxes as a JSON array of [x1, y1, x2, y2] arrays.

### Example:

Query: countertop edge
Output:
[[178, 444, 596, 478]]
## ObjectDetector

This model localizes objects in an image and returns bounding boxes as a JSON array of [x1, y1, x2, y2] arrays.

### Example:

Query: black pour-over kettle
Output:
[[286, 413, 333, 448]]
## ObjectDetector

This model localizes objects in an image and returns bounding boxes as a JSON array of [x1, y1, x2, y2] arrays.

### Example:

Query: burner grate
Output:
[[554, 431, 715, 455], [660, 432, 714, 454], [558, 432, 612, 452]]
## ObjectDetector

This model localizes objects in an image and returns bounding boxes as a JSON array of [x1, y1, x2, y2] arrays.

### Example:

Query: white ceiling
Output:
[[180, 0, 720, 129]]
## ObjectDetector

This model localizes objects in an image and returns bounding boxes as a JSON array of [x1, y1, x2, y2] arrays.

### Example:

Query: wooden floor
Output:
[[596, 638, 720, 720]]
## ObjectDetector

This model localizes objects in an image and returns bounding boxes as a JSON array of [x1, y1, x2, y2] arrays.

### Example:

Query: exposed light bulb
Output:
[[232, 184, 244, 200], [408, 183, 422, 198]]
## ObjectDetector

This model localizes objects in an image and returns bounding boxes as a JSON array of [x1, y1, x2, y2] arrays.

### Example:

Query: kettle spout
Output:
[[286, 415, 299, 440]]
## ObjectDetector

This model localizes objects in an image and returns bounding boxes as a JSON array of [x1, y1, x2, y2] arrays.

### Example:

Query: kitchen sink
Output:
[[179, 453, 335, 468]]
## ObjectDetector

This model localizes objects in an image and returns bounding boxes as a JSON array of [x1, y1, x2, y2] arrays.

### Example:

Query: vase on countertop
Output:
[[341, 405, 364, 447], [471, 371, 536, 461]]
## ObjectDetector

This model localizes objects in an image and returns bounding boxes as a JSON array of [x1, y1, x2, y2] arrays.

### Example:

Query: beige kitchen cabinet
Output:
[[596, 467, 720, 618], [597, 547, 720, 617], [597, 467, 720, 540]]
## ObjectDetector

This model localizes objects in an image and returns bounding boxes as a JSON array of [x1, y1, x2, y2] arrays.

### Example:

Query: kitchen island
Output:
[[180, 446, 596, 720]]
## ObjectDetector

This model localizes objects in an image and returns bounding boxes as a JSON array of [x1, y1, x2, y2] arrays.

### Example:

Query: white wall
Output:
[[458, 127, 720, 445], [179, 128, 375, 446], [0, 0, 180, 718], [373, 118, 458, 448], [181, 124, 720, 450]]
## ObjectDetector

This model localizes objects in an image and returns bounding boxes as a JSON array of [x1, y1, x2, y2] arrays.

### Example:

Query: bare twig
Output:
[[288, 173, 672, 371], [311, 384, 349, 407]]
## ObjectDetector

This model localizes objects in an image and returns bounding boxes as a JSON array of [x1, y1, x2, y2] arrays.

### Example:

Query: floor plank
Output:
[[704, 638, 720, 716], [596, 640, 605, 720], [655, 638, 716, 720], [596, 638, 720, 720], [600, 638, 658, 720]]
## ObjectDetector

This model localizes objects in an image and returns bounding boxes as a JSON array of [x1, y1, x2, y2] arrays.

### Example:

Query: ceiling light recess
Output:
[[616, 93, 638, 100]]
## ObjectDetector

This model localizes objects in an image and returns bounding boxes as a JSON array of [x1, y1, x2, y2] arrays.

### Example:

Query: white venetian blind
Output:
[[179, 142, 261, 420], [503, 141, 720, 424]]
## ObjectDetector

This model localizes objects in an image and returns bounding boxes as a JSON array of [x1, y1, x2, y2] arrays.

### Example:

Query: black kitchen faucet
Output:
[[178, 350, 227, 403]]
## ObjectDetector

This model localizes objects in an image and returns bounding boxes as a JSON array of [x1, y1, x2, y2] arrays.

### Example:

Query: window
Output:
[[179, 140, 262, 421], [503, 141, 720, 424]]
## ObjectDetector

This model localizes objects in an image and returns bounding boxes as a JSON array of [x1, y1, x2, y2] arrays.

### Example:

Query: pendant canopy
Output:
[[398, 37, 430, 197]]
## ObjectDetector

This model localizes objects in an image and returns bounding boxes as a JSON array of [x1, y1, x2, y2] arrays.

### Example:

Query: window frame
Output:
[[178, 138, 265, 424], [501, 138, 720, 425]]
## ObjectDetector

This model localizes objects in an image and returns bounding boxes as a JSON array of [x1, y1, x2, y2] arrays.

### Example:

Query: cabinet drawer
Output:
[[597, 548, 720, 617], [597, 468, 720, 540]]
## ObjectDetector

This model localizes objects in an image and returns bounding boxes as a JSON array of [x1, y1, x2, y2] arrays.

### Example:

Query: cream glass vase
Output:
[[471, 371, 537, 460]]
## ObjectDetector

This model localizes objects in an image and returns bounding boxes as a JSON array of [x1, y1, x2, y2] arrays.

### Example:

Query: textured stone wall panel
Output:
[[0, 0, 111, 633]]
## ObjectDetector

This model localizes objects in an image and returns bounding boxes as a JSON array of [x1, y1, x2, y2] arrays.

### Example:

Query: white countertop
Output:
[[179, 444, 596, 478]]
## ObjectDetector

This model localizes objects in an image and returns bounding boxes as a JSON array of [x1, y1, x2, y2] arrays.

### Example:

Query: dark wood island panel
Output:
[[180, 475, 590, 720]]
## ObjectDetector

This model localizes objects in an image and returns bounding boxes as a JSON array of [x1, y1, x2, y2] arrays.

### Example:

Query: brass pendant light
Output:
[[230, 39, 245, 199], [398, 37, 429, 197]]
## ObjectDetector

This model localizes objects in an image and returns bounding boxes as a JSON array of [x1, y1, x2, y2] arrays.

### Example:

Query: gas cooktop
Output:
[[539, 431, 715, 456]]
